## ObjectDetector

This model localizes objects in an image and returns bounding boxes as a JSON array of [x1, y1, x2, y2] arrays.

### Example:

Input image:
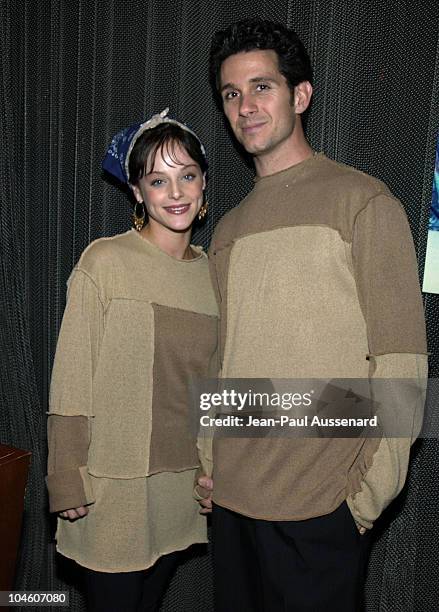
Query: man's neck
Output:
[[254, 123, 314, 178]]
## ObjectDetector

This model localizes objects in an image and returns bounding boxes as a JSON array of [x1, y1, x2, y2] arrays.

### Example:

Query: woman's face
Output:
[[132, 142, 205, 235]]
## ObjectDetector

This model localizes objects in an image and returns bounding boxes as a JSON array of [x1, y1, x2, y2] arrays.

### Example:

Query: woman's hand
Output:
[[59, 506, 89, 520], [197, 476, 214, 514]]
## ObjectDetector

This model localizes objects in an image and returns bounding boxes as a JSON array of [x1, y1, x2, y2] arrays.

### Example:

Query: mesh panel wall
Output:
[[1, 0, 438, 610]]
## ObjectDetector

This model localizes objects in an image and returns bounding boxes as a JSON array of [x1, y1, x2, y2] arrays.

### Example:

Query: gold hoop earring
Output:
[[198, 200, 208, 221], [133, 201, 146, 231]]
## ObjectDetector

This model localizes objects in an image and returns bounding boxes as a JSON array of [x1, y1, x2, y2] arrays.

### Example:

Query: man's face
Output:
[[219, 49, 296, 157]]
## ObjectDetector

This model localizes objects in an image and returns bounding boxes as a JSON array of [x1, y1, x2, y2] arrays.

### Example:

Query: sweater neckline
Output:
[[253, 152, 325, 185], [130, 229, 204, 263]]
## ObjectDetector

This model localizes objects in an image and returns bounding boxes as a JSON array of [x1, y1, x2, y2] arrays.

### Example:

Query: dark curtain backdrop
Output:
[[1, 0, 438, 610]]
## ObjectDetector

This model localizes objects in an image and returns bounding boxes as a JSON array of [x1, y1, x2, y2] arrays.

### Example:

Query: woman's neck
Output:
[[139, 223, 194, 260]]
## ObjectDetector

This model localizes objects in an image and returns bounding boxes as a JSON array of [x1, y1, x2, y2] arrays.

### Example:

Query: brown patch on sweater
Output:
[[148, 304, 218, 474]]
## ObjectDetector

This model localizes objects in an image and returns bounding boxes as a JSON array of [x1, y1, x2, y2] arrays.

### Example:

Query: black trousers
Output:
[[84, 551, 180, 612], [212, 502, 371, 612]]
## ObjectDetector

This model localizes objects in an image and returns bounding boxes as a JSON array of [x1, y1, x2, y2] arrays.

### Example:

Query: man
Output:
[[198, 18, 427, 611]]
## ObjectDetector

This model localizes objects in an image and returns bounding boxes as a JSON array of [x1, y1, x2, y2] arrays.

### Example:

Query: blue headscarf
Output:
[[102, 108, 206, 184]]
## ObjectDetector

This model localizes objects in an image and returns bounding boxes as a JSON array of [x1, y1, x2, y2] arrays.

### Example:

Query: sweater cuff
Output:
[[46, 465, 95, 513], [346, 495, 373, 530]]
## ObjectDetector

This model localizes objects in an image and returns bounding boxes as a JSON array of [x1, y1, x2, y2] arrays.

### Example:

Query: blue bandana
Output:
[[102, 108, 206, 184]]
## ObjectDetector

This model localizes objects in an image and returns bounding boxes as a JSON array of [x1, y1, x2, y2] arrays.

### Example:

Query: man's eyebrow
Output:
[[249, 76, 278, 84], [220, 82, 236, 93], [220, 76, 279, 92]]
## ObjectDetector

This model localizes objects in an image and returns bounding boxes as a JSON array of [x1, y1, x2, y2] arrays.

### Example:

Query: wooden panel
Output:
[[0, 444, 32, 591]]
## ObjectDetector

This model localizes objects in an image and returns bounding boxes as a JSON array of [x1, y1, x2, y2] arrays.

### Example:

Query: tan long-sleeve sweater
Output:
[[47, 230, 218, 572], [208, 153, 427, 529]]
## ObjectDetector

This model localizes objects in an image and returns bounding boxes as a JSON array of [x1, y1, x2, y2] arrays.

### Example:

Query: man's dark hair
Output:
[[128, 123, 208, 185], [209, 18, 312, 99]]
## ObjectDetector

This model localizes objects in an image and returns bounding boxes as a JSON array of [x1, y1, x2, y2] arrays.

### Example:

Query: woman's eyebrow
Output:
[[148, 164, 198, 175]]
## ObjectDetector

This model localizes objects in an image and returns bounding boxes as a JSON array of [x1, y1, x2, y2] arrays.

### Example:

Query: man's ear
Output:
[[294, 81, 313, 114]]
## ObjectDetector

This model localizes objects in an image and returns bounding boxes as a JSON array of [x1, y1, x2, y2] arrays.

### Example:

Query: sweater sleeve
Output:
[[46, 415, 95, 512], [46, 269, 104, 512], [346, 194, 428, 529]]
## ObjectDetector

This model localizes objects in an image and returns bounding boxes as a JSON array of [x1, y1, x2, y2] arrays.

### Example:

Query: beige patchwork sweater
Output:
[[208, 153, 427, 529], [46, 230, 218, 572]]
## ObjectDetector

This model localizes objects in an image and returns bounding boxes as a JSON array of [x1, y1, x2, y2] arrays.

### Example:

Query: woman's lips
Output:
[[163, 204, 191, 215]]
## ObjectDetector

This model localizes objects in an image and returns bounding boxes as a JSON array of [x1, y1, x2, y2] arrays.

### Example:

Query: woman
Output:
[[46, 109, 217, 611]]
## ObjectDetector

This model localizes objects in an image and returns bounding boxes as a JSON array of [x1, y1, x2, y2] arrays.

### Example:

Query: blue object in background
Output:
[[429, 137, 439, 231], [423, 133, 439, 293]]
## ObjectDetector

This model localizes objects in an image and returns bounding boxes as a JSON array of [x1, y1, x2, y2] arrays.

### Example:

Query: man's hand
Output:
[[197, 476, 214, 514], [356, 522, 367, 535], [59, 506, 89, 520]]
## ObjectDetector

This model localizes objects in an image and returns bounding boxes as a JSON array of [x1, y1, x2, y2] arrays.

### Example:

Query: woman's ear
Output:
[[202, 173, 207, 191], [131, 183, 143, 204]]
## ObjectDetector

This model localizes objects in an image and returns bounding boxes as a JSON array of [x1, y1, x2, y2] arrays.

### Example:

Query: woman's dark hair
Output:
[[209, 18, 312, 100], [128, 123, 208, 185]]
